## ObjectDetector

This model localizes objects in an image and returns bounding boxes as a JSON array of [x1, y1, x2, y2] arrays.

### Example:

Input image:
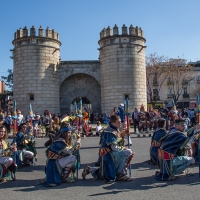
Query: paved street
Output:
[[1, 134, 200, 200]]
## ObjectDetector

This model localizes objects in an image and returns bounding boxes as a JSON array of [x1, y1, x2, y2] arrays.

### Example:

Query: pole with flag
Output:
[[74, 98, 83, 179], [196, 93, 200, 177], [124, 97, 131, 177], [12, 100, 17, 136], [29, 103, 33, 126]]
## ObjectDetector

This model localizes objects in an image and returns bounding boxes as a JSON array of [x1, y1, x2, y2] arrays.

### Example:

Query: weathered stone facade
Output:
[[12, 25, 147, 115], [99, 25, 147, 113], [59, 61, 101, 113], [13, 26, 61, 115]]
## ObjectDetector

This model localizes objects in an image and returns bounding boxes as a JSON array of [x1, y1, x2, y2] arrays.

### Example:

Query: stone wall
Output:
[[12, 26, 61, 115], [59, 61, 100, 86]]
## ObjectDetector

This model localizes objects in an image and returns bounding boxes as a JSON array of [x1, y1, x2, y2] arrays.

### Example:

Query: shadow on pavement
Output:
[[90, 173, 200, 196], [8, 178, 104, 192], [36, 146, 46, 149], [6, 172, 200, 194], [17, 165, 45, 172]]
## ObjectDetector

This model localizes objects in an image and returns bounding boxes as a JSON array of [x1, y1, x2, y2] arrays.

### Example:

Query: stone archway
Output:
[[60, 73, 101, 114]]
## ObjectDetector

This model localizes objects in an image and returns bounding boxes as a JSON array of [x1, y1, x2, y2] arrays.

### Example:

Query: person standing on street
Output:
[[132, 108, 139, 134], [181, 108, 188, 118], [159, 103, 169, 130]]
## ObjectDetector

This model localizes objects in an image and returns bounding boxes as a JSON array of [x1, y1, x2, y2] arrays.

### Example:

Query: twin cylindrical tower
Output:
[[99, 24, 147, 113], [12, 26, 61, 115], [12, 24, 147, 115]]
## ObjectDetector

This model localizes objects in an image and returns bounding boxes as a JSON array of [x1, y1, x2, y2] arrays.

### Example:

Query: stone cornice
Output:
[[98, 34, 146, 45], [60, 60, 99, 65], [12, 36, 61, 46]]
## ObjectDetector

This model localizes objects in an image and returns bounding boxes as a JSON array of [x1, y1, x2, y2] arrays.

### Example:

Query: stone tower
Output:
[[99, 24, 147, 113], [12, 26, 61, 115]]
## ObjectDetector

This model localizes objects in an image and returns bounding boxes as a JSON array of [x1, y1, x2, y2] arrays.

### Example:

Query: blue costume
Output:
[[155, 130, 193, 181], [91, 124, 133, 183], [12, 132, 24, 167], [149, 128, 168, 165], [44, 139, 67, 186], [117, 105, 125, 123], [187, 127, 199, 163], [43, 137, 79, 187], [12, 132, 34, 167]]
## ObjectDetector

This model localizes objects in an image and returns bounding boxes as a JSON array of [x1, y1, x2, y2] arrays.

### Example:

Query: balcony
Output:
[[183, 94, 189, 98], [167, 94, 173, 98], [167, 80, 173, 85], [182, 80, 188, 85], [153, 81, 158, 86], [153, 95, 160, 101]]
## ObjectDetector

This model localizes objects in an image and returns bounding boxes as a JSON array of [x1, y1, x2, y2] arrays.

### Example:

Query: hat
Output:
[[61, 127, 72, 132], [140, 104, 144, 109]]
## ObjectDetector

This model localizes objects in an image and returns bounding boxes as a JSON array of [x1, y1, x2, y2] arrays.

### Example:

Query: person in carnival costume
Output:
[[82, 114, 134, 183], [32, 113, 42, 137], [155, 118, 195, 181], [83, 108, 89, 124], [159, 103, 169, 130], [187, 127, 198, 163], [168, 100, 178, 130], [117, 103, 132, 145], [138, 104, 148, 137], [26, 111, 35, 126], [147, 105, 158, 136], [12, 123, 34, 167], [16, 110, 24, 131], [0, 125, 17, 182], [148, 118, 168, 165], [41, 125, 81, 186], [188, 93, 200, 163], [42, 110, 52, 136], [3, 111, 12, 134]]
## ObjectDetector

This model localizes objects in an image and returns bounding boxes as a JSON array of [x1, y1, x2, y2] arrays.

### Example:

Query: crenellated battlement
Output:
[[13, 26, 60, 41], [100, 24, 144, 40]]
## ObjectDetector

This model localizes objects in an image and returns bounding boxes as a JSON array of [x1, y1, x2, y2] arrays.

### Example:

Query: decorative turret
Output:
[[38, 26, 44, 37], [23, 26, 28, 37], [30, 26, 36, 36], [122, 24, 128, 35], [13, 26, 60, 41], [113, 24, 119, 35], [99, 24, 144, 39]]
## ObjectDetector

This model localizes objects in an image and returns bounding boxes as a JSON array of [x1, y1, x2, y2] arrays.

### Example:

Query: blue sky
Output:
[[0, 0, 200, 77]]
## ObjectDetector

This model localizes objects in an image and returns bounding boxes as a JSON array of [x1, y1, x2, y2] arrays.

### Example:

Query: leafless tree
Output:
[[146, 53, 168, 108], [165, 58, 194, 105]]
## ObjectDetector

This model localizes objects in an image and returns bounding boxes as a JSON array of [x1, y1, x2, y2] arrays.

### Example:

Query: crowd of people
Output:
[[0, 102, 200, 186], [131, 103, 196, 137]]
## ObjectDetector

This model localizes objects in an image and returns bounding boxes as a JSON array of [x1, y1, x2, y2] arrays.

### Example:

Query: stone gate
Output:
[[59, 61, 101, 113]]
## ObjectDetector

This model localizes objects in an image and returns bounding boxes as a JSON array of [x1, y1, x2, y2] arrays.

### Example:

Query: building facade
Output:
[[147, 61, 200, 109]]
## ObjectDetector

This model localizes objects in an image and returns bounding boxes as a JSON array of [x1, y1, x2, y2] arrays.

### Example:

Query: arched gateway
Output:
[[60, 73, 101, 114]]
